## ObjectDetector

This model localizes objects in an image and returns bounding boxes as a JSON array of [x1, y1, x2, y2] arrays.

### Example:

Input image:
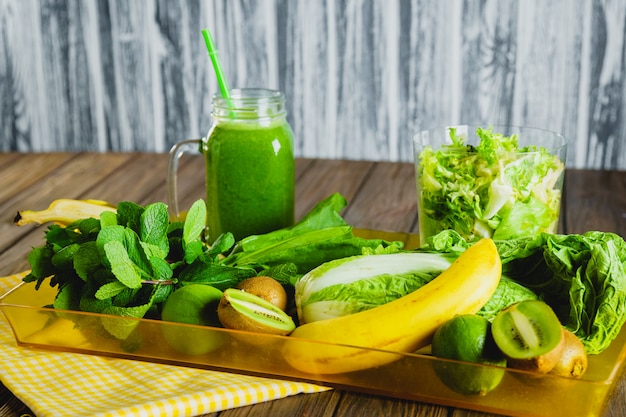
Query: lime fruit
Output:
[[160, 284, 226, 355], [431, 314, 507, 396]]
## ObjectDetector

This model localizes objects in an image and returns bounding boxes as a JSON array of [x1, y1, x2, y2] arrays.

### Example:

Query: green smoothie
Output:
[[204, 120, 295, 242]]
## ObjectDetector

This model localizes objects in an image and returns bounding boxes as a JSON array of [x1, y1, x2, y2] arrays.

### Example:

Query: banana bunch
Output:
[[282, 238, 502, 375], [14, 199, 117, 226]]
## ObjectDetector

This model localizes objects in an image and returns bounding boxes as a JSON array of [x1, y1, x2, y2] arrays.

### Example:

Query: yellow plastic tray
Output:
[[1, 230, 625, 417]]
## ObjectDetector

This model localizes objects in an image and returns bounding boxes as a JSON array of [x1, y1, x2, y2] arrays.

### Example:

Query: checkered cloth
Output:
[[0, 273, 328, 417]]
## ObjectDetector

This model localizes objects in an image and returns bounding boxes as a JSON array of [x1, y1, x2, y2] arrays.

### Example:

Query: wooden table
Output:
[[0, 152, 625, 417]]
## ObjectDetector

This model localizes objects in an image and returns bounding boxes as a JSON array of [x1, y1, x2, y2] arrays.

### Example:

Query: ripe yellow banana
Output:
[[282, 238, 502, 374], [14, 199, 117, 226]]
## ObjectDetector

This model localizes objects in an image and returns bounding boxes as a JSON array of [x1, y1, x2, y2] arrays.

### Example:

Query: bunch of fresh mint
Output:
[[24, 199, 255, 339]]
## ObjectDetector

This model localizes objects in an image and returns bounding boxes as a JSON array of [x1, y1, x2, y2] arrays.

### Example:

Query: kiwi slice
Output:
[[218, 288, 295, 335], [492, 300, 563, 372]]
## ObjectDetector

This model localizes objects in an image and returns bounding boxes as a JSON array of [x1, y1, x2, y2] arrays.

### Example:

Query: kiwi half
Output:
[[236, 276, 288, 311], [492, 300, 564, 373], [218, 288, 295, 336]]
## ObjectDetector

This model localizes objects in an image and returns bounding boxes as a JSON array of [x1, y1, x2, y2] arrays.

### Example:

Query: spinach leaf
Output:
[[237, 192, 348, 252], [222, 193, 403, 274], [225, 226, 403, 274]]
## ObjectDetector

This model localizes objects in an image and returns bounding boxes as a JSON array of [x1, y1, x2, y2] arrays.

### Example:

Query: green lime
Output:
[[431, 314, 507, 396], [160, 284, 226, 355]]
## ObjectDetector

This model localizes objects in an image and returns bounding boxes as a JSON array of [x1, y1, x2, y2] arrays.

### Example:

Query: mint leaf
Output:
[[183, 199, 207, 244], [25, 246, 54, 287], [73, 241, 101, 281], [100, 210, 118, 228], [184, 240, 204, 264], [100, 287, 158, 339], [75, 218, 101, 240], [101, 305, 148, 340], [116, 201, 145, 232], [51, 243, 80, 268], [112, 287, 139, 306], [153, 284, 173, 304], [140, 202, 169, 253], [140, 241, 169, 260], [122, 228, 152, 276], [97, 225, 126, 258], [53, 281, 82, 310], [79, 281, 113, 313], [149, 257, 173, 281], [207, 232, 236, 258], [95, 280, 128, 300], [104, 240, 143, 289]]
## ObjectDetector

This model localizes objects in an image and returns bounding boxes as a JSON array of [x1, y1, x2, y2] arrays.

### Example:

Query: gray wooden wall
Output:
[[1, 0, 625, 170]]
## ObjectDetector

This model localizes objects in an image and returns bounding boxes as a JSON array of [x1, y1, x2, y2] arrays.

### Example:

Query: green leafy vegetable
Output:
[[417, 126, 565, 241], [23, 201, 201, 339], [425, 230, 626, 354], [104, 240, 144, 289], [477, 276, 538, 320], [237, 192, 349, 252], [23, 194, 403, 343], [295, 252, 457, 323], [223, 193, 403, 273]]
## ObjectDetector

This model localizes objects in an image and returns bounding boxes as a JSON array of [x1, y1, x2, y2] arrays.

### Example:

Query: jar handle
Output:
[[167, 138, 202, 220]]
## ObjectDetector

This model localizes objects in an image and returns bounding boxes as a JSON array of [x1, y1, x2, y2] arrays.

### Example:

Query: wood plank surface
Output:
[[563, 169, 626, 236], [343, 161, 418, 233], [2, 1, 626, 170], [0, 153, 625, 417], [294, 159, 374, 218]]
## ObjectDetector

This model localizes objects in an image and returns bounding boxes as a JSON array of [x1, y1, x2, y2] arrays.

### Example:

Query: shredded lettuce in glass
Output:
[[417, 127, 565, 241]]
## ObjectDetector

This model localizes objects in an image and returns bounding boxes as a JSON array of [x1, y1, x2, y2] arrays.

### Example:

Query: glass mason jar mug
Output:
[[167, 88, 295, 243]]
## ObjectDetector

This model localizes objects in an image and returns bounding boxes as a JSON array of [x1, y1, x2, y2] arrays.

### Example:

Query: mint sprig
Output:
[[23, 199, 251, 340]]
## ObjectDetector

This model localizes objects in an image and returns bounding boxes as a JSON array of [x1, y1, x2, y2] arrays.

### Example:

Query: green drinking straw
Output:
[[202, 28, 231, 99]]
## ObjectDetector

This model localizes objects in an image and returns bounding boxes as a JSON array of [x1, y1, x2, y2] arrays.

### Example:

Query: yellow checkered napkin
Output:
[[0, 274, 329, 417]]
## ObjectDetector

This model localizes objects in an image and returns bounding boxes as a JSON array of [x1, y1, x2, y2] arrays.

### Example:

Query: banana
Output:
[[282, 238, 502, 374], [14, 199, 117, 226]]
